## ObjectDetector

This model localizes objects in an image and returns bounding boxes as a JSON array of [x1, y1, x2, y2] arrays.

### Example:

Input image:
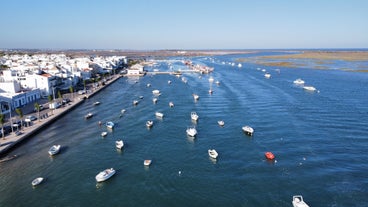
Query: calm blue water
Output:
[[1, 52, 368, 207]]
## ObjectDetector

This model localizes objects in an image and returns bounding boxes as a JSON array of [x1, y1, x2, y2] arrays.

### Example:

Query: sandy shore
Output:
[[258, 51, 368, 61]]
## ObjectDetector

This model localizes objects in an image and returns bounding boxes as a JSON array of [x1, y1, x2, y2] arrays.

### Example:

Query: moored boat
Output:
[[32, 177, 44, 186], [191, 112, 199, 121], [115, 140, 124, 150], [95, 168, 116, 182], [133, 100, 139, 105], [169, 102, 174, 107], [152, 89, 160, 95], [264, 73, 271, 78], [106, 121, 115, 129], [303, 86, 317, 92], [93, 101, 100, 105], [155, 112, 164, 118], [293, 78, 305, 85], [208, 149, 218, 159], [48, 145, 61, 155], [152, 98, 158, 104], [217, 120, 225, 126], [85, 112, 93, 119], [265, 152, 275, 160], [144, 160, 152, 166], [186, 126, 197, 137], [242, 125, 254, 136], [101, 131, 108, 137], [192, 94, 199, 101], [146, 120, 153, 128], [292, 195, 309, 207]]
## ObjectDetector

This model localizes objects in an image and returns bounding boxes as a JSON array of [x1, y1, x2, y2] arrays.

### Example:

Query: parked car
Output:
[[25, 115, 37, 122], [34, 105, 44, 112], [78, 90, 85, 95]]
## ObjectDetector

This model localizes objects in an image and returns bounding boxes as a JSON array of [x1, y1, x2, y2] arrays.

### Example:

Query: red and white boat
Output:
[[265, 152, 275, 160]]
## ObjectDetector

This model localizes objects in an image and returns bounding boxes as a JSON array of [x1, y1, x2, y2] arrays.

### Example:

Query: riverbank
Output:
[[0, 74, 121, 156]]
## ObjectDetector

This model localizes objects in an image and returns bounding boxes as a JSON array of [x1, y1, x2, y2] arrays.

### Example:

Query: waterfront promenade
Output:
[[0, 75, 121, 156]]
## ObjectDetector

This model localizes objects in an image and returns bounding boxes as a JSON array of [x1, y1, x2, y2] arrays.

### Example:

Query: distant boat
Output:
[[133, 100, 139, 105], [152, 90, 160, 95], [106, 121, 115, 129], [101, 131, 108, 137], [169, 102, 174, 107], [121, 109, 126, 114], [0, 154, 18, 163], [293, 78, 305, 85], [192, 94, 199, 101], [32, 177, 44, 186], [208, 89, 213, 94], [186, 126, 197, 137], [264, 73, 271, 79], [95, 168, 116, 182], [242, 125, 254, 136], [139, 95, 144, 99], [85, 112, 93, 119], [152, 98, 158, 104], [146, 120, 153, 128], [238, 63, 242, 68], [208, 149, 218, 159], [155, 112, 164, 118], [168, 80, 172, 84], [292, 195, 310, 207], [93, 101, 100, 105], [147, 83, 151, 87], [215, 80, 220, 85], [208, 76, 214, 83], [265, 152, 275, 160], [48, 145, 61, 155], [303, 86, 317, 92], [115, 140, 124, 150], [217, 120, 225, 126], [191, 112, 199, 121], [144, 160, 152, 166]]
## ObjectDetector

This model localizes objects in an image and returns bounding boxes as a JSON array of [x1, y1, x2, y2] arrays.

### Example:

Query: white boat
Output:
[[191, 112, 199, 121], [133, 100, 139, 105], [139, 95, 144, 99], [208, 149, 218, 159], [93, 101, 100, 105], [264, 73, 271, 78], [115, 140, 124, 150], [48, 145, 61, 155], [303, 86, 317, 91], [208, 89, 213, 94], [144, 160, 152, 166], [95, 168, 116, 182], [155, 112, 164, 118], [192, 94, 199, 101], [152, 98, 158, 104], [121, 109, 126, 114], [85, 112, 93, 119], [146, 83, 151, 87], [152, 89, 160, 95], [215, 80, 220, 85], [101, 131, 108, 137], [208, 76, 214, 83], [106, 121, 115, 129], [238, 63, 242, 68], [242, 125, 254, 136], [168, 80, 172, 84], [186, 127, 197, 137], [293, 78, 305, 85], [169, 102, 174, 107], [217, 120, 225, 126], [292, 195, 309, 207], [32, 177, 44, 186], [146, 120, 153, 128]]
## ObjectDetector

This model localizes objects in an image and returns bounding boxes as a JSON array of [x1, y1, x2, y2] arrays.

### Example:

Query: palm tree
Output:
[[34, 102, 41, 121], [15, 108, 23, 131], [0, 114, 5, 140], [69, 86, 74, 100]]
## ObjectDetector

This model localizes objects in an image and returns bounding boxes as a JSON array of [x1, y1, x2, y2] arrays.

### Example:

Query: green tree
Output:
[[58, 90, 62, 100], [0, 114, 5, 139], [34, 102, 41, 121], [48, 95, 53, 103], [15, 108, 23, 131], [69, 86, 74, 100]]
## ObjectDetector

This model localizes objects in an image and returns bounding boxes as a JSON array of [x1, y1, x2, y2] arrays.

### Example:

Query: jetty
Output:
[[0, 75, 121, 156]]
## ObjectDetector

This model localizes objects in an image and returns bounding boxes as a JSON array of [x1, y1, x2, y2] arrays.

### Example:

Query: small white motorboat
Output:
[[101, 131, 108, 137], [152, 90, 160, 95], [215, 80, 220, 85], [106, 121, 115, 129], [168, 80, 172, 84], [144, 160, 152, 166], [121, 109, 126, 114], [292, 195, 309, 207], [293, 78, 305, 85], [146, 120, 153, 128], [217, 120, 225, 126], [146, 83, 151, 87], [95, 168, 116, 182], [169, 102, 174, 107], [93, 101, 100, 106], [32, 177, 44, 186], [85, 112, 93, 119], [152, 98, 158, 104], [264, 73, 271, 79], [192, 94, 199, 101], [186, 127, 197, 137], [191, 112, 199, 121], [208, 149, 218, 159], [303, 86, 317, 92], [133, 100, 139, 105], [48, 145, 61, 155], [139, 95, 144, 99], [242, 125, 254, 136], [115, 140, 124, 150], [155, 112, 164, 118]]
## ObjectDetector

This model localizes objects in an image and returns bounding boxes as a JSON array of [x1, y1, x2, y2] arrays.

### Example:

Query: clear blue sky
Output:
[[1, 0, 367, 50]]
